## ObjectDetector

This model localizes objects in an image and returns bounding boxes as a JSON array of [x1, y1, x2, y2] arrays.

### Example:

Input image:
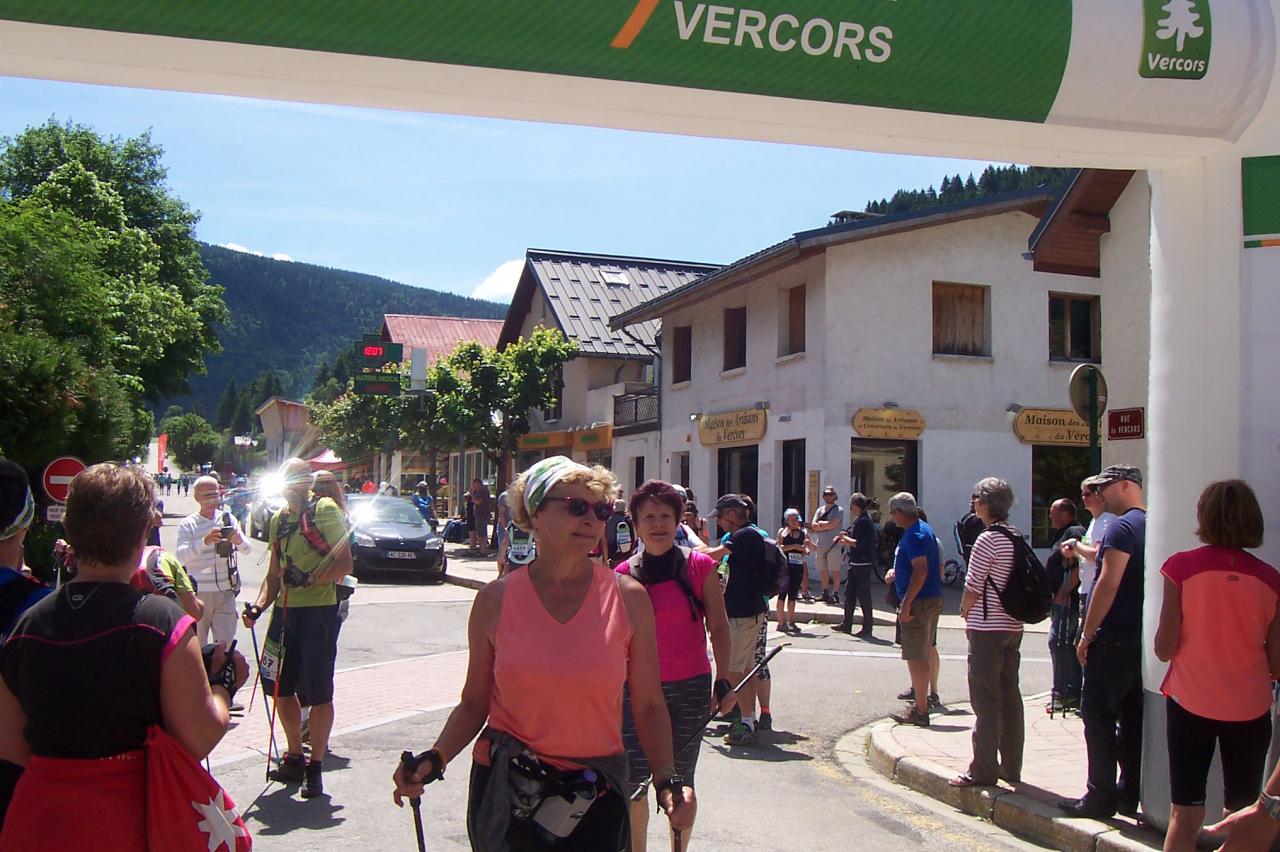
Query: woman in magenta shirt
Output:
[[617, 480, 735, 852], [1155, 480, 1280, 852]]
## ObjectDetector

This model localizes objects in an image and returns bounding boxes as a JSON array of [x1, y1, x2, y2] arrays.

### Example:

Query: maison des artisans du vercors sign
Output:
[[699, 408, 767, 447]]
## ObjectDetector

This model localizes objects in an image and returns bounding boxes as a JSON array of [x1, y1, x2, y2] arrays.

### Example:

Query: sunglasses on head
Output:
[[553, 496, 612, 521]]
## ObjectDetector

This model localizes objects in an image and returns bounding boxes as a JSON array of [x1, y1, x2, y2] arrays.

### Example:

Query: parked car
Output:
[[346, 494, 447, 581], [247, 472, 288, 542]]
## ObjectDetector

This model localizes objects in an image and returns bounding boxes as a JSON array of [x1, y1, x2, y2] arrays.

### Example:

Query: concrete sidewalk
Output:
[[858, 695, 1162, 851], [440, 543, 1049, 633]]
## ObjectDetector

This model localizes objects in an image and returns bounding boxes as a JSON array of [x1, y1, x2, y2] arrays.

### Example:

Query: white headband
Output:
[[1, 488, 34, 540], [523, 456, 591, 516]]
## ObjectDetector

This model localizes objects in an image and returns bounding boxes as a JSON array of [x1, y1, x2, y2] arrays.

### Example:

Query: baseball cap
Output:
[[711, 494, 750, 516], [783, 508, 801, 519], [1094, 465, 1143, 488]]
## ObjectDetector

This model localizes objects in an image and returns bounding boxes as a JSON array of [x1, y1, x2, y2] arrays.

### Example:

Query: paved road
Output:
[[159, 490, 1054, 850]]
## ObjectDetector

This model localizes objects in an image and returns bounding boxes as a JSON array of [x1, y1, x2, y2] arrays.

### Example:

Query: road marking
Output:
[[782, 647, 1050, 664]]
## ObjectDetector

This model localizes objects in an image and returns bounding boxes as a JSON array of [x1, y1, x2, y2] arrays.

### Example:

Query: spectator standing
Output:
[[1045, 499, 1086, 713], [833, 493, 877, 637], [618, 480, 734, 852], [1154, 480, 1279, 851], [682, 503, 709, 546], [956, 500, 987, 564], [469, 479, 492, 553], [176, 476, 251, 650], [951, 478, 1024, 787], [1059, 465, 1146, 819], [775, 509, 811, 634], [714, 494, 770, 746], [887, 492, 942, 727], [312, 471, 347, 513], [810, 487, 844, 605], [1060, 479, 1115, 618]]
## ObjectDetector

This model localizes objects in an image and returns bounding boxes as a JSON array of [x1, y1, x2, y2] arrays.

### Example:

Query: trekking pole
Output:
[[632, 644, 787, 802], [263, 587, 290, 783], [399, 751, 427, 852], [243, 611, 276, 763]]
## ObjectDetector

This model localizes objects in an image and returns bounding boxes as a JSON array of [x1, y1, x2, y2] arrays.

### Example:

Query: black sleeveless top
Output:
[[780, 528, 806, 548], [0, 582, 190, 758]]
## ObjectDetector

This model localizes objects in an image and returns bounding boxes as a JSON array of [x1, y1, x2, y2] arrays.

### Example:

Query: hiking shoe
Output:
[[897, 686, 915, 701], [269, 753, 306, 784], [928, 692, 942, 709], [758, 712, 772, 731], [724, 720, 757, 746], [890, 707, 930, 727], [301, 761, 324, 799]]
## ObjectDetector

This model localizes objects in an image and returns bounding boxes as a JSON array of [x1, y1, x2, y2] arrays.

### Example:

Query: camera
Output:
[[282, 558, 313, 589]]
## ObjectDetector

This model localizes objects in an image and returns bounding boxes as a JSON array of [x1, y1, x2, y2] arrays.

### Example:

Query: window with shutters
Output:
[[932, 282, 990, 357], [672, 325, 692, 384], [778, 284, 806, 357], [1048, 294, 1101, 362], [723, 307, 747, 371]]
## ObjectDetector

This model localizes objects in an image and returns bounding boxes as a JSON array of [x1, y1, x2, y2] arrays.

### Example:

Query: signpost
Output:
[[41, 456, 86, 504], [1068, 365, 1108, 472]]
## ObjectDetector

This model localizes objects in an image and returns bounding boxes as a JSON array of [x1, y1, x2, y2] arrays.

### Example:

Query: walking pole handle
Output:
[[400, 751, 427, 852]]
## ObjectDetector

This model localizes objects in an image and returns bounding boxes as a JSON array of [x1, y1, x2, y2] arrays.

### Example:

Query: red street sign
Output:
[[42, 456, 87, 503], [1107, 408, 1145, 441]]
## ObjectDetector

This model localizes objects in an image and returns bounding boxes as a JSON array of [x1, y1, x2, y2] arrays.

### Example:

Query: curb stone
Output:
[[848, 709, 1162, 852]]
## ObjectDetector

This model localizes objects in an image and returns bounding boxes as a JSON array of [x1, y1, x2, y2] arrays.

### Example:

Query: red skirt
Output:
[[0, 751, 146, 851]]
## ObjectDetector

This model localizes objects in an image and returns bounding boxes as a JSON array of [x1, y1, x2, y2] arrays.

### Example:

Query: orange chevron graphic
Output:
[[612, 0, 661, 48]]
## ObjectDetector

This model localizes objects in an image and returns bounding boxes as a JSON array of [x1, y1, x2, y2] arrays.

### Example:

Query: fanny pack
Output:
[[507, 752, 602, 841]]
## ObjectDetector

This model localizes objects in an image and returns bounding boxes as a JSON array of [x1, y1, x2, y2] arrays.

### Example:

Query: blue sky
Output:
[[0, 75, 1004, 303]]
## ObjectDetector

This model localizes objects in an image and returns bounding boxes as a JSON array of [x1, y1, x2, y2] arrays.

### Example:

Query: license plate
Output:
[[388, 551, 418, 560]]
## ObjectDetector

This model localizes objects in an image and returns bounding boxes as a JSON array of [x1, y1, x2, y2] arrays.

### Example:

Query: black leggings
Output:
[[1166, 697, 1272, 809], [467, 762, 628, 851], [780, 564, 804, 603]]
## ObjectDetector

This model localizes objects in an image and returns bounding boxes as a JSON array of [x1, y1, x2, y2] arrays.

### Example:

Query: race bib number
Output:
[[787, 551, 805, 566], [260, 636, 283, 682]]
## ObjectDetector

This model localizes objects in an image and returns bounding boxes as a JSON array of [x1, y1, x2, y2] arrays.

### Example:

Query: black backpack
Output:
[[982, 526, 1053, 624], [758, 531, 789, 599]]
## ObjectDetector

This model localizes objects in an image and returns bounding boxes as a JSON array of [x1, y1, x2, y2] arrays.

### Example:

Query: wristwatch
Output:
[[1259, 792, 1280, 821]]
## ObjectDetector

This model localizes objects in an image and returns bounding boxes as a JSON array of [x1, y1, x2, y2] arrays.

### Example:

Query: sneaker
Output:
[[758, 711, 772, 731], [830, 624, 853, 634], [897, 686, 915, 701], [724, 720, 757, 746], [928, 692, 942, 710], [855, 628, 874, 638], [301, 761, 324, 799], [829, 590, 841, 606], [890, 707, 930, 727], [1057, 796, 1115, 819], [820, 589, 833, 604], [801, 592, 814, 603], [269, 753, 306, 784]]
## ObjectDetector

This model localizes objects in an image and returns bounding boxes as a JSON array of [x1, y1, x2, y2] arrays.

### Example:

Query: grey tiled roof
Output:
[[503, 250, 719, 359]]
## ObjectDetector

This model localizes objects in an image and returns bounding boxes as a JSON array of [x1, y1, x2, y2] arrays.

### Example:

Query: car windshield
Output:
[[349, 498, 424, 528]]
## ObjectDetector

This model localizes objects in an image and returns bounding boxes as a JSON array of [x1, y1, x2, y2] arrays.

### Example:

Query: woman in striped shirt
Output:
[[950, 477, 1025, 788]]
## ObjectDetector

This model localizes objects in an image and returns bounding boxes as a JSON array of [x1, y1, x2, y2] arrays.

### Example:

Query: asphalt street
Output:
[[157, 490, 1054, 851]]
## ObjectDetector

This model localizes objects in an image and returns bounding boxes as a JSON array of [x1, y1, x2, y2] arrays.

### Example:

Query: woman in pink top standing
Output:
[[616, 480, 735, 852], [393, 456, 693, 851], [1155, 480, 1280, 852]]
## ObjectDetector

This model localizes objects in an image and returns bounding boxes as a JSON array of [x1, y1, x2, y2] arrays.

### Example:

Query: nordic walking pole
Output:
[[399, 751, 427, 852], [633, 644, 787, 802], [262, 587, 290, 783], [244, 610, 276, 762]]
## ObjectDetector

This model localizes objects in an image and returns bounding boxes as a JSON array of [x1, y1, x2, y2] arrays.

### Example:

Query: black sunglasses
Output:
[[553, 496, 612, 521]]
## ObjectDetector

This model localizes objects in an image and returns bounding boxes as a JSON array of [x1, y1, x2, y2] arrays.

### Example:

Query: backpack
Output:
[[755, 530, 789, 599], [130, 546, 180, 603], [982, 526, 1053, 624]]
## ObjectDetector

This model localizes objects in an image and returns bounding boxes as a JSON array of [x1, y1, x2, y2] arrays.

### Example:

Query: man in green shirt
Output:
[[243, 458, 351, 799]]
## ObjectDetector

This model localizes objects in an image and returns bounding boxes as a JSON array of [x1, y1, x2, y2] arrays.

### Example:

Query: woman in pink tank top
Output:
[[1155, 480, 1280, 852], [393, 457, 694, 851], [616, 480, 734, 852]]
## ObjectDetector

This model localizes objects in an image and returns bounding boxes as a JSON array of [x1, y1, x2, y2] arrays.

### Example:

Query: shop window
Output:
[[778, 285, 806, 357], [1049, 294, 1101, 362], [543, 369, 563, 421], [1030, 445, 1092, 547], [932, 282, 990, 357], [673, 325, 692, 384], [723, 307, 747, 371]]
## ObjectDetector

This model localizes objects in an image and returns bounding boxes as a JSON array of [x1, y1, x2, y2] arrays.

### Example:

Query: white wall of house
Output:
[[1097, 175, 1152, 471], [611, 431, 661, 497], [658, 210, 1146, 558]]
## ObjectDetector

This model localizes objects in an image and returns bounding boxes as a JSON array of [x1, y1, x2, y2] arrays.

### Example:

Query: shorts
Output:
[[1166, 697, 1272, 809], [729, 614, 765, 674], [262, 603, 340, 705], [900, 596, 942, 662], [622, 673, 711, 792], [780, 564, 804, 603]]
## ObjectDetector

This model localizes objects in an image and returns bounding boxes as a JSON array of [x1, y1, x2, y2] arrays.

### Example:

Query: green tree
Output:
[[214, 379, 238, 430], [0, 119, 227, 400], [161, 412, 220, 469], [231, 394, 256, 436], [437, 328, 578, 491]]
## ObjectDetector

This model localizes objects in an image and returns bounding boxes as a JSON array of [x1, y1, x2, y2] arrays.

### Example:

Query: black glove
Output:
[[242, 602, 262, 623], [201, 642, 240, 701], [400, 749, 445, 785]]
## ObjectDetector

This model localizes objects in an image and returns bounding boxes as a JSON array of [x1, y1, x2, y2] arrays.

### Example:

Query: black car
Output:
[[347, 495, 447, 580]]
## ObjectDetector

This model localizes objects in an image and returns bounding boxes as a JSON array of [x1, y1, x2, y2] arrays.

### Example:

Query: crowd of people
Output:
[[0, 449, 1277, 850]]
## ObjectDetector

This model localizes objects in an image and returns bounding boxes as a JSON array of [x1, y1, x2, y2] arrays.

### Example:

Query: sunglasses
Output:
[[553, 496, 612, 521]]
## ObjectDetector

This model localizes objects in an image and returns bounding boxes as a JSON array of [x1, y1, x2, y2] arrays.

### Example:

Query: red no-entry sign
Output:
[[42, 456, 86, 504]]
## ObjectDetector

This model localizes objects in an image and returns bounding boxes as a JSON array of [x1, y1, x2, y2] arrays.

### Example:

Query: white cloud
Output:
[[471, 259, 523, 303], [219, 242, 293, 262]]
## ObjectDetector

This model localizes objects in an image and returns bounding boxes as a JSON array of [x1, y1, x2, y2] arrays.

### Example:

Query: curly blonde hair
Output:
[[507, 464, 619, 531]]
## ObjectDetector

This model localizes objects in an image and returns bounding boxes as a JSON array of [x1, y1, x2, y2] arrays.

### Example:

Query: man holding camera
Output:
[[177, 475, 251, 650], [242, 458, 352, 799]]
